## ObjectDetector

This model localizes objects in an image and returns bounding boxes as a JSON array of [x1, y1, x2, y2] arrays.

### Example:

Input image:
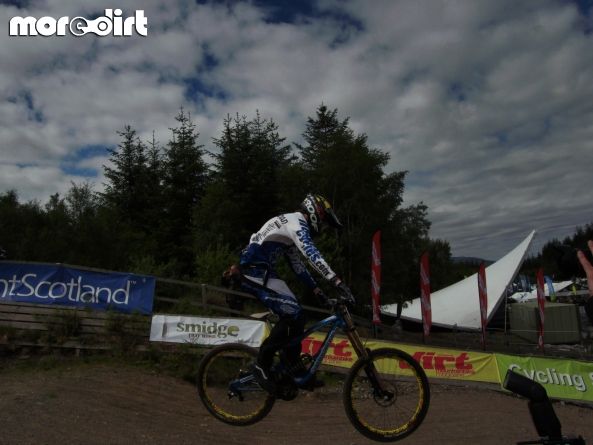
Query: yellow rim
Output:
[[202, 353, 268, 422], [351, 363, 426, 437]]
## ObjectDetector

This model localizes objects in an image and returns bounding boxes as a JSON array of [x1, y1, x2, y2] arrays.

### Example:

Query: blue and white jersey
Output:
[[240, 211, 337, 289]]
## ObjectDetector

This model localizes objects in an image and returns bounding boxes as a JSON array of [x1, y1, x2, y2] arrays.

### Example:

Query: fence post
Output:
[[201, 283, 207, 308]]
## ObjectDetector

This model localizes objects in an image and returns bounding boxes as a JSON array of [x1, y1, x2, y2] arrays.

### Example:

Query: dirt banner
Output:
[[496, 353, 593, 403], [150, 314, 268, 347], [301, 333, 499, 383], [300, 331, 593, 403]]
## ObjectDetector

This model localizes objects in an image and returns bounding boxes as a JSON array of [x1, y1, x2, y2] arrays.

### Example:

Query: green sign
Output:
[[496, 353, 593, 403]]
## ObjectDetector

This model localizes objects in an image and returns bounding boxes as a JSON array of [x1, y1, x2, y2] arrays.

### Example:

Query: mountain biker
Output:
[[238, 193, 354, 394]]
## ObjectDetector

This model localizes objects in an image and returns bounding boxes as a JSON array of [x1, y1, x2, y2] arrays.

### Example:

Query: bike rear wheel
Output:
[[197, 343, 275, 426], [343, 347, 430, 442]]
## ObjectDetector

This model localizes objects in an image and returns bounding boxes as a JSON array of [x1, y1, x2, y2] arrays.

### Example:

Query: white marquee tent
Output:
[[381, 230, 536, 330]]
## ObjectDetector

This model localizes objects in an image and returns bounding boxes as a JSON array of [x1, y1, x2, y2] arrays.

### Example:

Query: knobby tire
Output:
[[343, 347, 430, 442], [197, 343, 276, 426]]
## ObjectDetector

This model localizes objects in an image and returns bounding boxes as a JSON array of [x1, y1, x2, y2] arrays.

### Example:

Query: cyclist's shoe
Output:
[[297, 375, 325, 391], [252, 363, 277, 395]]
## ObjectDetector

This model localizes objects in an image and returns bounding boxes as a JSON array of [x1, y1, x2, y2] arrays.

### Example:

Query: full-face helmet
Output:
[[300, 194, 343, 235]]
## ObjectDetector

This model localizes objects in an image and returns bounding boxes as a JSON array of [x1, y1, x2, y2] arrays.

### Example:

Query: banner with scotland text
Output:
[[0, 262, 155, 314]]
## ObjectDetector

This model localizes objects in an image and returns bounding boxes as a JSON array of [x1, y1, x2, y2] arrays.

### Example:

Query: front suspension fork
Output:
[[343, 310, 388, 396]]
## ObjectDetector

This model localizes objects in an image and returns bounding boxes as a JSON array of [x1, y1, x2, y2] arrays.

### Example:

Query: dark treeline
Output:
[[523, 223, 593, 282], [5, 104, 588, 310], [0, 105, 456, 310]]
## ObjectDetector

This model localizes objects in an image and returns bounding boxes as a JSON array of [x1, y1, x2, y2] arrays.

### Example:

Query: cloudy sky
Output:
[[1, 0, 592, 260]]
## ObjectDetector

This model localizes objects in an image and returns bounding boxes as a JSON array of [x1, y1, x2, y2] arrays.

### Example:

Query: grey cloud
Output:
[[1, 0, 592, 261]]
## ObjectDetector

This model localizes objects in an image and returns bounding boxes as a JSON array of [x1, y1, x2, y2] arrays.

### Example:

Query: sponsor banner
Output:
[[371, 230, 381, 325], [536, 269, 546, 350], [149, 314, 267, 347], [394, 343, 499, 383], [545, 275, 557, 302], [301, 331, 593, 402], [496, 353, 593, 403], [302, 333, 357, 368], [301, 332, 499, 383], [420, 252, 431, 337], [0, 262, 154, 314]]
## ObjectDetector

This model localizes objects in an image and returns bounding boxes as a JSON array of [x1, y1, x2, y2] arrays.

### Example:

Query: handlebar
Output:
[[325, 292, 356, 310]]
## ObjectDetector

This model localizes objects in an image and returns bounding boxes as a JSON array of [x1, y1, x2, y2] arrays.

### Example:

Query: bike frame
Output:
[[230, 304, 377, 394], [287, 310, 344, 386], [287, 304, 373, 386]]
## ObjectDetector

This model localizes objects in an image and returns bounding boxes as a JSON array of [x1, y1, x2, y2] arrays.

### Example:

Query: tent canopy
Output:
[[381, 231, 536, 330]]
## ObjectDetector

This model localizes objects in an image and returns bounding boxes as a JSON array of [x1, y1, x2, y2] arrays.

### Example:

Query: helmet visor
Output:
[[325, 202, 344, 229]]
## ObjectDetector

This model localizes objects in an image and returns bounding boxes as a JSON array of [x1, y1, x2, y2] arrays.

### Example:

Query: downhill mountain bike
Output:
[[196, 292, 430, 442]]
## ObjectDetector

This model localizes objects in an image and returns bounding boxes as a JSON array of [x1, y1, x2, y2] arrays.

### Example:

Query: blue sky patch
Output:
[[60, 145, 111, 178], [2, 0, 30, 9]]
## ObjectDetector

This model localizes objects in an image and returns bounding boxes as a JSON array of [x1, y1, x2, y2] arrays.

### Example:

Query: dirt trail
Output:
[[0, 363, 591, 445]]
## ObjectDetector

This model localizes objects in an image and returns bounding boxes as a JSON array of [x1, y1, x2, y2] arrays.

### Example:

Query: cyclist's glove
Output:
[[314, 288, 335, 308], [332, 277, 356, 305]]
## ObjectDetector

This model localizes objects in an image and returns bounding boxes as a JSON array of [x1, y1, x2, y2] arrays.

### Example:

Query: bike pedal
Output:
[[298, 377, 325, 391]]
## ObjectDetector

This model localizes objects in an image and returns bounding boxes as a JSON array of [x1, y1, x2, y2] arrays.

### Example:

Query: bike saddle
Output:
[[250, 311, 279, 323]]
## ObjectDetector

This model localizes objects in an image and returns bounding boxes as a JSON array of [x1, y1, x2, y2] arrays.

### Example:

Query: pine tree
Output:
[[64, 181, 121, 268], [196, 111, 293, 250], [297, 104, 431, 305], [161, 108, 208, 277], [142, 131, 165, 258], [41, 192, 72, 261], [102, 125, 150, 229]]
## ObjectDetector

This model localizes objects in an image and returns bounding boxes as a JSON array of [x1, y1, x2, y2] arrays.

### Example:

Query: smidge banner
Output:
[[0, 262, 155, 314], [150, 314, 268, 347]]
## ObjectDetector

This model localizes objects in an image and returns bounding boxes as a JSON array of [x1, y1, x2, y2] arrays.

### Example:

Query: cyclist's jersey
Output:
[[240, 211, 337, 289]]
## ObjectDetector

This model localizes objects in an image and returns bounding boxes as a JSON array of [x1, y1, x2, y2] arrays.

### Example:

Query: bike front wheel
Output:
[[197, 343, 275, 426], [343, 347, 430, 442]]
